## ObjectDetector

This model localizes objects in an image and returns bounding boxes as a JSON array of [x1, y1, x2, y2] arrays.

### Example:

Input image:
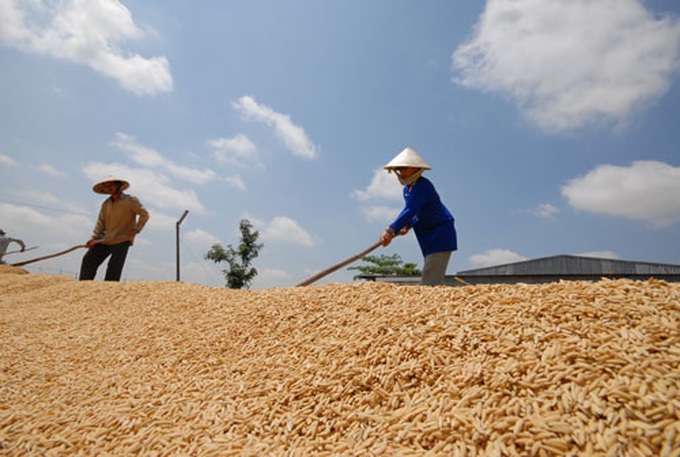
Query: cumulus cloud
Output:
[[470, 249, 528, 267], [351, 169, 403, 202], [35, 163, 67, 177], [224, 175, 246, 191], [261, 216, 316, 247], [17, 190, 60, 206], [577, 251, 621, 260], [0, 0, 172, 95], [142, 210, 178, 232], [562, 160, 680, 228], [361, 206, 400, 223], [82, 162, 205, 213], [351, 169, 404, 222], [254, 268, 293, 288], [533, 203, 559, 219], [233, 96, 319, 160], [113, 133, 216, 184], [185, 228, 220, 246], [0, 154, 18, 166], [0, 201, 91, 242], [452, 0, 680, 131], [209, 134, 260, 168]]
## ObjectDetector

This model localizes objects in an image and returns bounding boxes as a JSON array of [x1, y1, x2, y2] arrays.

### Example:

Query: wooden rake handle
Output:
[[3, 246, 39, 256], [11, 237, 131, 268], [11, 245, 87, 267], [296, 241, 382, 287]]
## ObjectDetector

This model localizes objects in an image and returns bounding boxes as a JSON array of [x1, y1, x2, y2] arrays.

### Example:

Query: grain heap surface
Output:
[[0, 265, 27, 275], [1, 274, 679, 456]]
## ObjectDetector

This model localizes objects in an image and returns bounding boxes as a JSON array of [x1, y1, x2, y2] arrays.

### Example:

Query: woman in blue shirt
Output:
[[379, 147, 457, 285]]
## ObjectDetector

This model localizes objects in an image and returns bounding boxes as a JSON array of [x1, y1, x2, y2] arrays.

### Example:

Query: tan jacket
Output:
[[92, 193, 150, 244]]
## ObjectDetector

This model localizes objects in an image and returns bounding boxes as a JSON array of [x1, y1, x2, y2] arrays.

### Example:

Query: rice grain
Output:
[[1, 274, 678, 455]]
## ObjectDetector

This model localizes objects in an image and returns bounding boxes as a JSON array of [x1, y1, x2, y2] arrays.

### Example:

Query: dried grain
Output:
[[1, 274, 678, 455]]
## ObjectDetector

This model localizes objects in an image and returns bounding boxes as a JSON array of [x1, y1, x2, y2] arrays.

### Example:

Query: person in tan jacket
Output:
[[79, 177, 150, 281]]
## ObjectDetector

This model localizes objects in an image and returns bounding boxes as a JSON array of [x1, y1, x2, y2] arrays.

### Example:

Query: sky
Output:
[[1, 0, 680, 289]]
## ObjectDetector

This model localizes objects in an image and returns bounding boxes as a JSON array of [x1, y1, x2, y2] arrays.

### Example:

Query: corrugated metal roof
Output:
[[358, 255, 680, 286], [457, 255, 680, 276]]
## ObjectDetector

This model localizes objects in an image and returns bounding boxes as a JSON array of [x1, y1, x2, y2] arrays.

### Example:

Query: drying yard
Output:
[[1, 266, 679, 456]]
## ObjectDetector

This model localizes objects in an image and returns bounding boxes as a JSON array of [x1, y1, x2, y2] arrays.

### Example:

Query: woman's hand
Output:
[[380, 228, 396, 247]]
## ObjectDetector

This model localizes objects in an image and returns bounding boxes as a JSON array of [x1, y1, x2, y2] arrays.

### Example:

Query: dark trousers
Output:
[[79, 241, 131, 281]]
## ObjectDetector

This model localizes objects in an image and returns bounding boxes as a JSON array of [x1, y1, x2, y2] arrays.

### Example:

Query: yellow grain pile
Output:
[[0, 265, 28, 275], [1, 273, 678, 456]]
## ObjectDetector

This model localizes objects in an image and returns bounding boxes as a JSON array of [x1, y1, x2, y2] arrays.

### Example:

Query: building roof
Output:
[[457, 254, 680, 276], [359, 255, 680, 286]]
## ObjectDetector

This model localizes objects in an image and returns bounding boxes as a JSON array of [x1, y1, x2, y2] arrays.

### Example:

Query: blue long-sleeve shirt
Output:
[[389, 177, 457, 256]]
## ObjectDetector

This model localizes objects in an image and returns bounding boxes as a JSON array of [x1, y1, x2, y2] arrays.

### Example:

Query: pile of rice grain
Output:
[[1, 273, 678, 456], [0, 265, 28, 275]]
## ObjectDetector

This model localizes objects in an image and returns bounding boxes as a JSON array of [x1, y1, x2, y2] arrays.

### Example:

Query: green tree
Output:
[[348, 253, 421, 280], [205, 219, 263, 289]]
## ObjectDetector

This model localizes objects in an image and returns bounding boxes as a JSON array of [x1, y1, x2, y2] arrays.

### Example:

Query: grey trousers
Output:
[[421, 251, 452, 286]]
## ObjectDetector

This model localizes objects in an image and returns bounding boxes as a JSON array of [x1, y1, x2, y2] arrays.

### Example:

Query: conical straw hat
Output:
[[92, 177, 130, 194], [383, 147, 431, 170]]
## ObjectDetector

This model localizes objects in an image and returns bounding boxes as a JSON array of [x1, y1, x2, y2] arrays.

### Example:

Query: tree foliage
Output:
[[348, 253, 421, 280], [205, 219, 263, 289]]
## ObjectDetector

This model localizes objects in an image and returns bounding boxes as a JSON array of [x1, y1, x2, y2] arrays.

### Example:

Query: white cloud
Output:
[[180, 260, 224, 287], [352, 169, 404, 223], [17, 190, 60, 206], [82, 162, 205, 213], [233, 96, 319, 160], [261, 216, 316, 247], [36, 163, 67, 177], [351, 168, 403, 202], [209, 134, 260, 168], [361, 206, 400, 223], [470, 249, 528, 267], [253, 268, 293, 289], [0, 154, 18, 166], [533, 203, 559, 219], [577, 251, 621, 260], [113, 133, 216, 184], [0, 201, 91, 243], [562, 160, 680, 227], [185, 228, 220, 246], [224, 175, 246, 191], [15, 191, 90, 217], [0, 0, 172, 96], [452, 0, 680, 132], [142, 210, 177, 232]]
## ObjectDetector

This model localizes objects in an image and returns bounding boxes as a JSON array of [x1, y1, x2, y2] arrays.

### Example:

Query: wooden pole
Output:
[[10, 237, 130, 268], [296, 241, 382, 287], [3, 246, 38, 256], [11, 245, 87, 267]]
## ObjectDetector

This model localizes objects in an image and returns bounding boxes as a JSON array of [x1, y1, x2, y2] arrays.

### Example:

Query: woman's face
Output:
[[395, 167, 419, 179]]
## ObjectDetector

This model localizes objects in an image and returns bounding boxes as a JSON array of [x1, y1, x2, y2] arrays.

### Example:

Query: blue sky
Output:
[[1, 0, 680, 288]]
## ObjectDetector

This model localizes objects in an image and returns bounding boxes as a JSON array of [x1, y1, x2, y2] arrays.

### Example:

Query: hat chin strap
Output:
[[398, 169, 424, 186]]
